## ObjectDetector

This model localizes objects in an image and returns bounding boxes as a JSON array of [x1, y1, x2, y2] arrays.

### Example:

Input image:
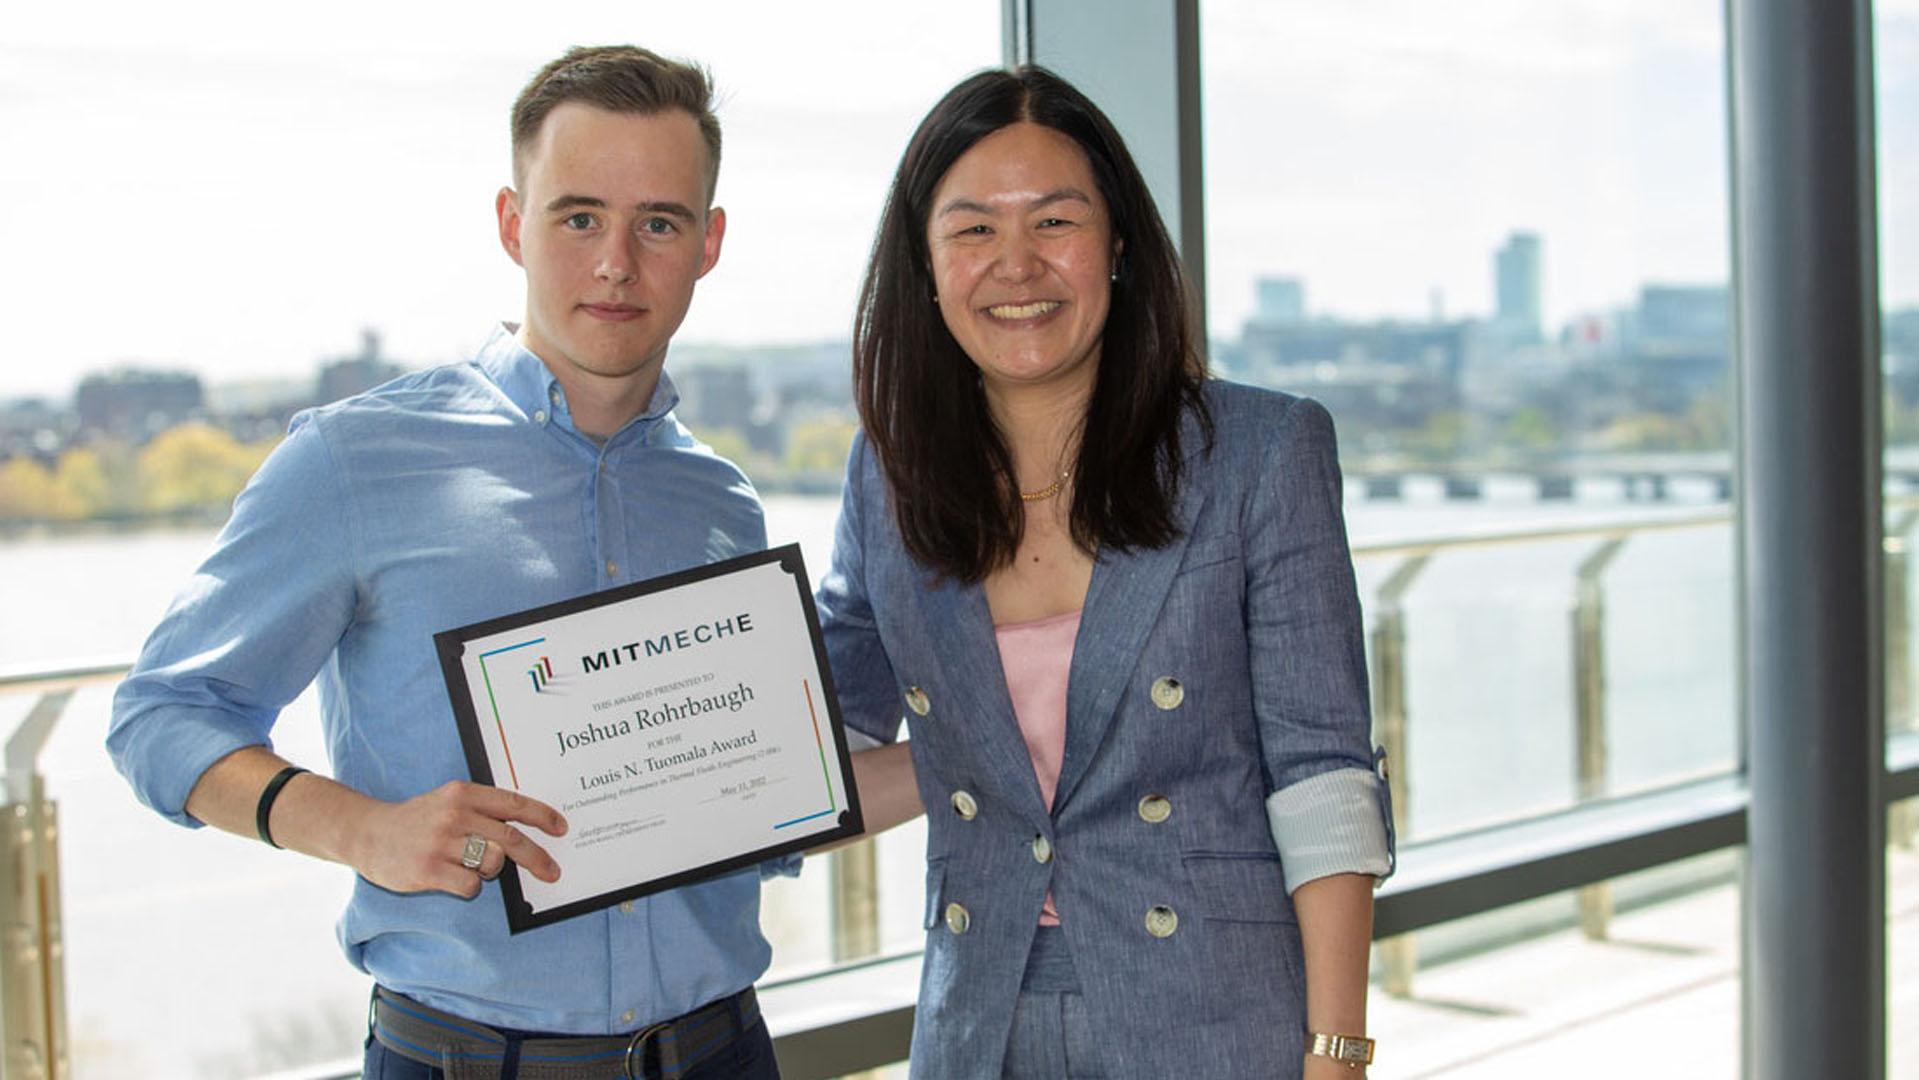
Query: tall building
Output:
[[1494, 231, 1544, 342], [677, 364, 757, 433], [1253, 276, 1306, 324], [316, 328, 405, 405], [74, 369, 204, 440], [1627, 283, 1732, 412], [1234, 314, 1469, 432], [1637, 283, 1730, 346]]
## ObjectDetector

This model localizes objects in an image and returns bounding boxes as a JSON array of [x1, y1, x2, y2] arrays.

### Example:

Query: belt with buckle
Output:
[[371, 984, 761, 1079]]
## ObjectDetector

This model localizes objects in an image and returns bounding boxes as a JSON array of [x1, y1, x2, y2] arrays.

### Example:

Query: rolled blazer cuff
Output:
[[1266, 766, 1394, 892]]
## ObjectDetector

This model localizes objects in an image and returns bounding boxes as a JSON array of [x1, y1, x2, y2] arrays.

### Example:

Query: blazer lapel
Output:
[[1052, 483, 1208, 813], [912, 568, 1054, 825]]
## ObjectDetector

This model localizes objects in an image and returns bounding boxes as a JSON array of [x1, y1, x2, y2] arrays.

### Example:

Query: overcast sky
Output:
[[3, 1, 1914, 399]]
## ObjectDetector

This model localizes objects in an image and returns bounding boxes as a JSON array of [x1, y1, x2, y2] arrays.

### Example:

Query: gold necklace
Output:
[[1019, 470, 1072, 502]]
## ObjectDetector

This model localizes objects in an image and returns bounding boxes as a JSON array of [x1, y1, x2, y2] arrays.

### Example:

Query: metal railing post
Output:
[[1573, 537, 1628, 940], [1371, 553, 1430, 998], [1888, 509, 1919, 849], [826, 840, 883, 1080], [2, 689, 74, 1080], [829, 842, 881, 962]]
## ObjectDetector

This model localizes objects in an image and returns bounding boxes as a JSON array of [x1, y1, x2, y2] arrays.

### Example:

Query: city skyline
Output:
[[0, 250, 1788, 407], [10, 250, 1915, 407], [4, 1, 1915, 399]]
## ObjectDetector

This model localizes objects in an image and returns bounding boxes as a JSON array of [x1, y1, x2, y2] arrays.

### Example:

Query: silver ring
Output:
[[460, 834, 487, 870]]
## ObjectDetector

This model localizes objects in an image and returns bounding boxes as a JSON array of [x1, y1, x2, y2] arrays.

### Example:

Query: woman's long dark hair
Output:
[[852, 65, 1211, 583]]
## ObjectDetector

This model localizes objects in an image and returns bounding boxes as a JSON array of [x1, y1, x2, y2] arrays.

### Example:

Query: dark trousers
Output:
[[363, 1011, 781, 1080]]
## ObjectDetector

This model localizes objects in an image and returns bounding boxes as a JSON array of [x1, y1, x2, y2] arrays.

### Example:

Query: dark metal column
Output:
[[1002, 0, 1207, 346], [1730, 1, 1884, 1077]]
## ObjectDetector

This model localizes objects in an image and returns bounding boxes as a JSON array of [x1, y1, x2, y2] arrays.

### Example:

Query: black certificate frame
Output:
[[433, 543, 864, 934]]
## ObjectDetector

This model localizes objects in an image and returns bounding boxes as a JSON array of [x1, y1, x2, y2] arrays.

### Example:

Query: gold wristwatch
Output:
[[1309, 1032, 1375, 1067]]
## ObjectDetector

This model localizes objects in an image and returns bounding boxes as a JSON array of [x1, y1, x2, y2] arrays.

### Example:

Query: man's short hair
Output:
[[511, 45, 722, 203]]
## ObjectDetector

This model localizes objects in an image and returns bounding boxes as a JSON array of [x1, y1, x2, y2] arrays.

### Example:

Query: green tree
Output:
[[783, 419, 857, 475], [91, 441, 148, 518], [1599, 412, 1687, 452], [51, 447, 110, 520], [1502, 407, 1560, 457], [700, 426, 754, 467], [1412, 410, 1472, 462], [1685, 392, 1731, 451], [137, 424, 275, 514], [0, 457, 58, 520]]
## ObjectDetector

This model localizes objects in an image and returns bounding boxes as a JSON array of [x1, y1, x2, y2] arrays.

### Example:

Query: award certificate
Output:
[[434, 544, 863, 933]]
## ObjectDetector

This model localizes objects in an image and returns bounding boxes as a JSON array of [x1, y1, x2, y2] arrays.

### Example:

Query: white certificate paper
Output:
[[434, 545, 862, 933]]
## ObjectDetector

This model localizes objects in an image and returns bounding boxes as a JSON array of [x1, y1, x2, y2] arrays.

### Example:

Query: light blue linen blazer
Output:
[[815, 380, 1393, 1080]]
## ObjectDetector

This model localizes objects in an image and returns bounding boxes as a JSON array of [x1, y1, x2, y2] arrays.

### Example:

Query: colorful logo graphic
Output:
[[477, 636, 547, 789], [527, 655, 555, 693]]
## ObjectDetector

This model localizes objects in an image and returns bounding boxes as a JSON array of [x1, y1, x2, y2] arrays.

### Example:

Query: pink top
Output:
[[994, 607, 1081, 926]]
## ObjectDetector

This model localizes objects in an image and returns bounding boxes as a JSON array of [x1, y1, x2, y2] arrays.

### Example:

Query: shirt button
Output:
[[533, 409, 547, 424], [620, 1009, 635, 1025], [1031, 834, 1053, 864], [620, 901, 634, 914], [944, 902, 971, 935], [904, 687, 931, 716], [1138, 795, 1172, 824], [1145, 904, 1179, 938], [1150, 676, 1185, 710], [606, 560, 618, 577], [550, 387, 562, 404], [599, 460, 608, 474], [950, 790, 978, 820]]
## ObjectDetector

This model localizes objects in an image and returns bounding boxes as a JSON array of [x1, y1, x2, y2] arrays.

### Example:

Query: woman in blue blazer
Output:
[[824, 67, 1394, 1080]]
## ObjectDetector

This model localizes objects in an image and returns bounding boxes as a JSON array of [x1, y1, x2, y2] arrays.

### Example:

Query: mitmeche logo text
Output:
[[580, 612, 755, 674]]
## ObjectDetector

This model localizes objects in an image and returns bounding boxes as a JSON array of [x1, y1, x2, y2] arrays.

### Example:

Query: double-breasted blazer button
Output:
[[945, 902, 971, 934], [905, 687, 931, 716], [1150, 676, 1184, 711], [1145, 905, 1179, 938], [1137, 795, 1172, 824], [951, 790, 978, 820], [1031, 834, 1053, 864]]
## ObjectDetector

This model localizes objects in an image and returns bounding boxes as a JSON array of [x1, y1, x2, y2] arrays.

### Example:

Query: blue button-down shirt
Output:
[[109, 324, 787, 1033]]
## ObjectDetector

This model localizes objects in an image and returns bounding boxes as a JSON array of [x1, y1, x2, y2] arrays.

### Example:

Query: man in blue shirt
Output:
[[109, 45, 789, 1078]]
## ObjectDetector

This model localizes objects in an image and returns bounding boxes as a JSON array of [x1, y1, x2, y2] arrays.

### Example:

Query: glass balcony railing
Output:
[[4, 504, 1916, 1078]]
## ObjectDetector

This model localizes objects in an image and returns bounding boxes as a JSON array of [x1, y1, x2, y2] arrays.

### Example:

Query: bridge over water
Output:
[[1350, 448, 1919, 502]]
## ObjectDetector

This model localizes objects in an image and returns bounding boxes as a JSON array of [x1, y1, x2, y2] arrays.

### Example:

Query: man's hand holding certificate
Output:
[[435, 545, 862, 932]]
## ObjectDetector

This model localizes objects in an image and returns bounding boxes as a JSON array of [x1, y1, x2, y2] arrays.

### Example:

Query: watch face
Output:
[[1313, 1034, 1376, 1064]]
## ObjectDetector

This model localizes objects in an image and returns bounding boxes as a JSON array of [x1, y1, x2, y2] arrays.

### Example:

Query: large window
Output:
[[1201, 0, 1734, 826], [1201, 2, 1739, 1072], [0, 5, 996, 1074], [1879, 4, 1919, 1078]]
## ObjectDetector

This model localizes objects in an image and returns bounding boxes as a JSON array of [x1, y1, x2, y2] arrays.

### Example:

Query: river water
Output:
[[2, 489, 1744, 1076]]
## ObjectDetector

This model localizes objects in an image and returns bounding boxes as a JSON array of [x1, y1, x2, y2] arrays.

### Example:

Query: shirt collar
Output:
[[474, 323, 682, 438]]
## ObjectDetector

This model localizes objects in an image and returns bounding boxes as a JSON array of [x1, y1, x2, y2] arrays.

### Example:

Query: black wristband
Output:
[[255, 766, 309, 849]]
